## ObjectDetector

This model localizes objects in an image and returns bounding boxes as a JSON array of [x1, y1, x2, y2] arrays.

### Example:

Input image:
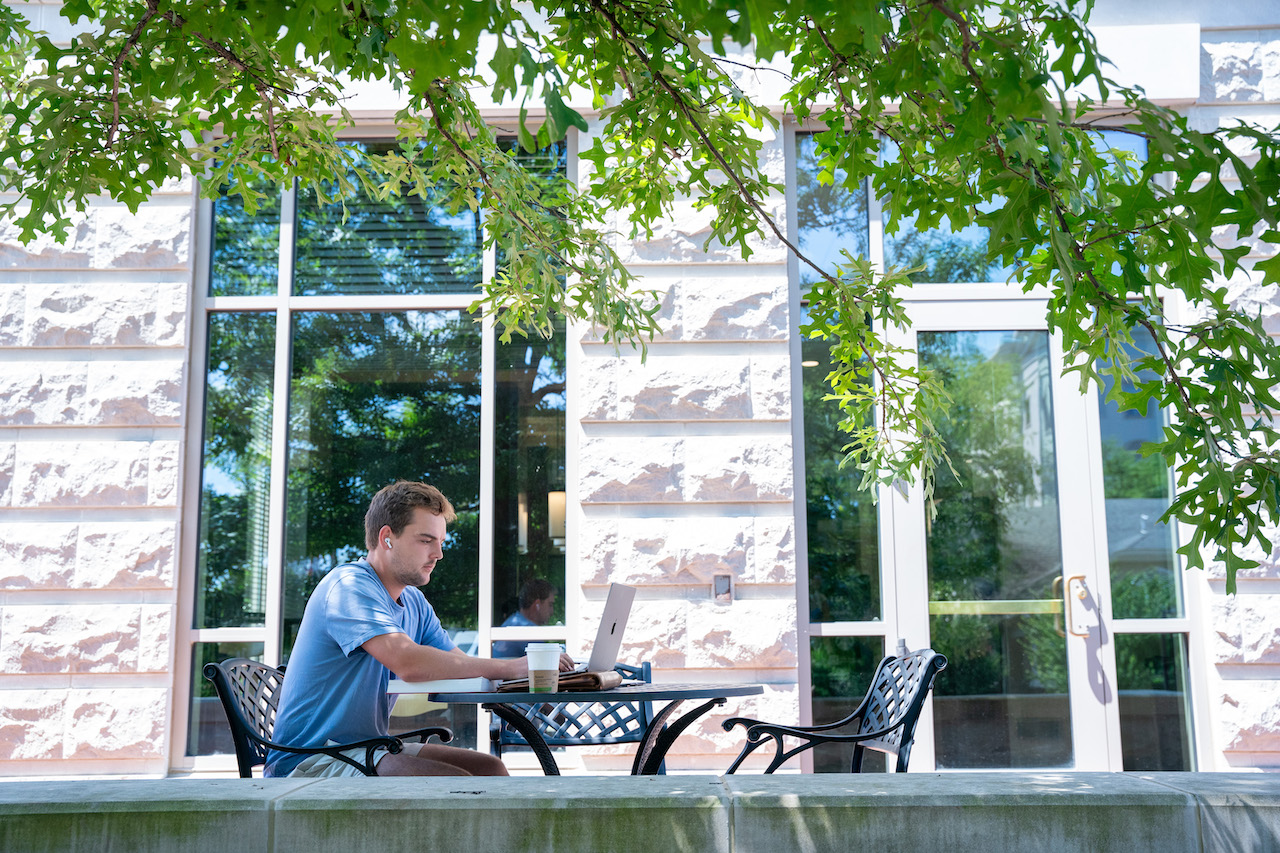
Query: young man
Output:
[[265, 480, 573, 777]]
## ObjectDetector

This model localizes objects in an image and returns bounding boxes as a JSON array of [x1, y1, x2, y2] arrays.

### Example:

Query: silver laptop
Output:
[[575, 583, 636, 672]]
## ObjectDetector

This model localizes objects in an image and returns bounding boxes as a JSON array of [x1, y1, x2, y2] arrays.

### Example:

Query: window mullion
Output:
[[263, 181, 298, 666]]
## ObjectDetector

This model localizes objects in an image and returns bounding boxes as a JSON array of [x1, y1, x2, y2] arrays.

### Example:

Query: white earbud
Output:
[[384, 538, 392, 549]]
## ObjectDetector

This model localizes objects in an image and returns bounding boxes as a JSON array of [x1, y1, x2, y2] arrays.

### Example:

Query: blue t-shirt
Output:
[[264, 560, 456, 777]]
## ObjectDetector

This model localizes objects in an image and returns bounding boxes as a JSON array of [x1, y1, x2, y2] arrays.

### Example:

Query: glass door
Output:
[[891, 296, 1114, 770]]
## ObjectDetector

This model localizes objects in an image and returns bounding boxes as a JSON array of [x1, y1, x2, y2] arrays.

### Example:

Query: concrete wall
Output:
[[3, 774, 1279, 853]]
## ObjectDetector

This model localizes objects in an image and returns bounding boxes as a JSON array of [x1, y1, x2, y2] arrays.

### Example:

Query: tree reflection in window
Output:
[[281, 310, 482, 657], [293, 142, 482, 296], [195, 312, 275, 629]]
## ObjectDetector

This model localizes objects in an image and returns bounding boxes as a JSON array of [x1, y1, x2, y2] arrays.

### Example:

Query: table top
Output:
[[388, 681, 764, 704]]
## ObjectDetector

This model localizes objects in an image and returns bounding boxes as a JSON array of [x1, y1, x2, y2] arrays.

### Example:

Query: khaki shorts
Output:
[[290, 740, 426, 778]]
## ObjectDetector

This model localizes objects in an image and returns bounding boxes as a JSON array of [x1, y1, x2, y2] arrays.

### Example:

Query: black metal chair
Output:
[[203, 657, 453, 778], [723, 648, 947, 774], [489, 661, 665, 773]]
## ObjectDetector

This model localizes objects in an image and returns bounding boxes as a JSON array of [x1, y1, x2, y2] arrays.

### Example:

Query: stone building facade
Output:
[[1, 0, 1279, 777]]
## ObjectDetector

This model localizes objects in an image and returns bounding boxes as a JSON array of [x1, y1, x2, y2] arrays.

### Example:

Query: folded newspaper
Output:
[[497, 670, 624, 692]]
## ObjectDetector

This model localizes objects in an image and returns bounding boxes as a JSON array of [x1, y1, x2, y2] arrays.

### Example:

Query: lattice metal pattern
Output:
[[509, 700, 648, 745], [856, 652, 933, 754], [223, 661, 287, 763]]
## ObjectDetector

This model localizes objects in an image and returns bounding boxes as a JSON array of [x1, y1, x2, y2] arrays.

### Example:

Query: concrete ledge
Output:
[[1, 773, 1278, 853]]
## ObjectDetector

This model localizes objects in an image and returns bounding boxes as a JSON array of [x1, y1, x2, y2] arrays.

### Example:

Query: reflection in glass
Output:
[[210, 178, 280, 296], [1116, 633, 1193, 770], [491, 320, 567, 635], [195, 313, 275, 629], [293, 142, 482, 296], [796, 132, 869, 284], [810, 636, 886, 772], [188, 641, 264, 756], [281, 311, 481, 657], [802, 330, 881, 622], [796, 133, 879, 623], [1099, 331, 1181, 619], [922, 331, 1072, 768], [881, 143, 1008, 284]]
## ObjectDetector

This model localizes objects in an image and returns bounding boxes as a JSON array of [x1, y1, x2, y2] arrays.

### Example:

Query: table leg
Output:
[[483, 703, 560, 776], [630, 697, 726, 776]]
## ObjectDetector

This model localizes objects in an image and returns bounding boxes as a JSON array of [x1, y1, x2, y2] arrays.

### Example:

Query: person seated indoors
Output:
[[265, 480, 573, 777], [492, 577, 557, 658]]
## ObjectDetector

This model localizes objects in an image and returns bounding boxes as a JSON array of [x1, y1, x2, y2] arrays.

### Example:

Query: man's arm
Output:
[[363, 632, 528, 682]]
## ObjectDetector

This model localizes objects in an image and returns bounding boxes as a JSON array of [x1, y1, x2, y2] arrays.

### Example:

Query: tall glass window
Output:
[[186, 139, 567, 760], [1099, 329, 1194, 771]]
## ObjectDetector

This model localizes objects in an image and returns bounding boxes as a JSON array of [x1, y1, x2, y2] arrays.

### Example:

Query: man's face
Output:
[[386, 507, 447, 589], [532, 593, 556, 625]]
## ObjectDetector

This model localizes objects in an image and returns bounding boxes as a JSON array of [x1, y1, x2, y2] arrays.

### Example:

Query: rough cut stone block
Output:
[[616, 358, 754, 420], [0, 690, 66, 760], [585, 269, 789, 343], [577, 519, 618, 585], [576, 356, 618, 420], [76, 521, 176, 589], [147, 441, 181, 505], [0, 443, 13, 506], [581, 435, 793, 504], [1224, 273, 1280, 336], [0, 214, 94, 269], [1202, 33, 1280, 102], [85, 360, 185, 425], [101, 205, 193, 270], [0, 523, 79, 588], [1205, 518, 1280, 581], [0, 605, 141, 674], [682, 436, 793, 502], [138, 605, 174, 673], [1219, 681, 1280, 754], [750, 517, 796, 584], [22, 282, 187, 348], [63, 687, 167, 759], [0, 284, 23, 345], [580, 515, 796, 587], [684, 599, 797, 668], [612, 194, 788, 266], [749, 355, 792, 420], [1208, 591, 1280, 666], [14, 441, 157, 507], [671, 273, 789, 342], [0, 363, 87, 425], [579, 437, 684, 503]]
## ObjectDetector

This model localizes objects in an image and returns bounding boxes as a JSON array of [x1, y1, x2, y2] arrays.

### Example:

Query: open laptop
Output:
[[573, 582, 636, 673]]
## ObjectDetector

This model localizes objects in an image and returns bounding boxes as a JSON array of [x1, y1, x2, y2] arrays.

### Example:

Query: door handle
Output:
[[1065, 574, 1089, 637], [1052, 576, 1065, 637]]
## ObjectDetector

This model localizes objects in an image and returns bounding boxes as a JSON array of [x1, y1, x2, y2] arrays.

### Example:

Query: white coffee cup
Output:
[[525, 642, 563, 693]]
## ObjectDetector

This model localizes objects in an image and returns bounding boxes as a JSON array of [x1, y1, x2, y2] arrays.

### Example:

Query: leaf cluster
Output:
[[4, 0, 1280, 590]]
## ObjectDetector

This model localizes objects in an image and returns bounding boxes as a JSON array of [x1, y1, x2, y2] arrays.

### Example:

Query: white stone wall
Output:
[[570, 123, 800, 768], [1186, 22, 1280, 771], [0, 179, 194, 775]]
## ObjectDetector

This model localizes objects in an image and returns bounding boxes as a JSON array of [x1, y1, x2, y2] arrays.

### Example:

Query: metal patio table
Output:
[[388, 681, 763, 775]]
